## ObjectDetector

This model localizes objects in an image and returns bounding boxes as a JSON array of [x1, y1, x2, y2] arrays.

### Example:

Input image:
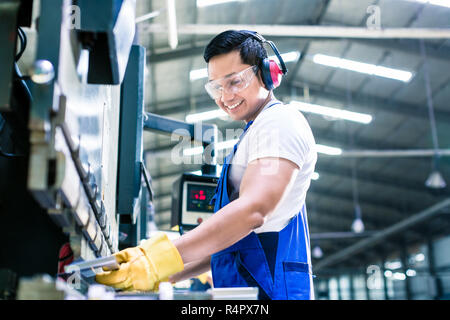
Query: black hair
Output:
[[203, 30, 268, 70]]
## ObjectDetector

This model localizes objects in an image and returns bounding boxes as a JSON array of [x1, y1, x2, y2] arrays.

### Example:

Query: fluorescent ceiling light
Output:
[[197, 0, 245, 8], [425, 170, 447, 189], [191, 169, 319, 180], [316, 144, 343, 155], [166, 0, 178, 50], [189, 160, 319, 181], [406, 269, 417, 277], [291, 100, 372, 124], [413, 0, 450, 8], [414, 253, 425, 262], [385, 261, 402, 270], [187, 100, 372, 124], [312, 245, 323, 259], [186, 109, 227, 123], [351, 217, 365, 233], [135, 10, 161, 23], [393, 272, 406, 281], [216, 139, 238, 150], [269, 51, 300, 63], [183, 146, 204, 156], [190, 68, 208, 81], [183, 139, 238, 156], [312, 54, 413, 82], [185, 142, 341, 158]]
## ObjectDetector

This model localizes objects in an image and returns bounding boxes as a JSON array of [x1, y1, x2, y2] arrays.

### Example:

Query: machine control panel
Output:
[[172, 173, 218, 233], [183, 181, 216, 225]]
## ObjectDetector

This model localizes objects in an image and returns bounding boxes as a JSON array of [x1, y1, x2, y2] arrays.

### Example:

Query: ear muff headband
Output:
[[263, 39, 288, 75], [239, 30, 287, 90]]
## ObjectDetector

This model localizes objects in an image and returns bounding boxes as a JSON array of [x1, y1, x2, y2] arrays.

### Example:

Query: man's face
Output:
[[207, 50, 269, 122]]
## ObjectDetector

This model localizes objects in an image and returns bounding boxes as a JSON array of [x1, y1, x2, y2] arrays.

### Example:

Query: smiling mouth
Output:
[[225, 100, 243, 110]]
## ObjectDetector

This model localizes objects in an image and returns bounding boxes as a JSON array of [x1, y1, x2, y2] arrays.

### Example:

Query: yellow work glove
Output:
[[196, 271, 212, 285], [95, 233, 184, 291]]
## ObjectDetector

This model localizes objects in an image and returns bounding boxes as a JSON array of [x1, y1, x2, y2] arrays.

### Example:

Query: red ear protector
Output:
[[239, 30, 288, 90]]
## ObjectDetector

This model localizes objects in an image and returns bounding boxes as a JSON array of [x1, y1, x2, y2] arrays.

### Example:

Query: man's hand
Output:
[[95, 233, 184, 291]]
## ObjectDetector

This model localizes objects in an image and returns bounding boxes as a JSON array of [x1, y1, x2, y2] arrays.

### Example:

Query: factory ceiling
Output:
[[135, 0, 450, 272]]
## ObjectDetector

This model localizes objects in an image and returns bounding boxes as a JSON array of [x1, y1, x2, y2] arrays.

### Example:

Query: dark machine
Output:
[[0, 0, 149, 298], [0, 0, 219, 299]]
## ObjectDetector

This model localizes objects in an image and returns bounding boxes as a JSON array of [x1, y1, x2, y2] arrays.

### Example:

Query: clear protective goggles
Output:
[[204, 65, 258, 100]]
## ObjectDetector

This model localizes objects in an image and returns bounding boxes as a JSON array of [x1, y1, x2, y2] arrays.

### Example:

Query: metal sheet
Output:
[[65, 256, 119, 273]]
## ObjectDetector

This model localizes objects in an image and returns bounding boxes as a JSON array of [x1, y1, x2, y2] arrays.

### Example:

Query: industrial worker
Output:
[[96, 30, 317, 300]]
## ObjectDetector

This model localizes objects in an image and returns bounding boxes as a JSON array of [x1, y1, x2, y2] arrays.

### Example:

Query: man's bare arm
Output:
[[172, 157, 299, 264], [169, 256, 211, 283]]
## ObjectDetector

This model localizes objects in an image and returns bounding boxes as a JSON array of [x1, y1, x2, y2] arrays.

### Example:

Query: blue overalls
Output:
[[210, 101, 314, 300]]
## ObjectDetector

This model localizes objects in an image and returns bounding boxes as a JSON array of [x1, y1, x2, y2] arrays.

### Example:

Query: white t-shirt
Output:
[[228, 98, 317, 233]]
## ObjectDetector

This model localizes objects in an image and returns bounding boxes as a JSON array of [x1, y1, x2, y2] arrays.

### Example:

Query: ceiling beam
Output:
[[145, 93, 211, 113], [152, 205, 385, 231], [150, 212, 425, 268], [319, 17, 450, 62], [145, 81, 450, 125], [285, 0, 331, 84], [152, 176, 410, 219], [316, 162, 450, 197], [288, 82, 450, 125], [152, 200, 397, 231], [146, 35, 450, 66], [145, 38, 303, 65], [148, 43, 206, 64], [353, 38, 450, 63], [148, 164, 202, 180], [147, 160, 450, 205], [152, 202, 426, 244], [313, 198, 450, 271], [143, 23, 450, 39], [144, 119, 425, 156]]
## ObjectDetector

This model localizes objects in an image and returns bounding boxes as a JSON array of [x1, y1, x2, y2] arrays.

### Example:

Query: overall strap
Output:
[[209, 119, 253, 211]]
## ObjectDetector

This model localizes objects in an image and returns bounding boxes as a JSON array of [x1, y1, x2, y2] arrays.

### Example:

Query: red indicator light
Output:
[[192, 189, 207, 201]]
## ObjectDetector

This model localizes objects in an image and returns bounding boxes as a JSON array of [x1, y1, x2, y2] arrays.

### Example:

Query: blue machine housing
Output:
[[116, 44, 146, 236]]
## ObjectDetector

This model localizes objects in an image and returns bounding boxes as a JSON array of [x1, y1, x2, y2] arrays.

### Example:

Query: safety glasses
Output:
[[204, 65, 258, 100]]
